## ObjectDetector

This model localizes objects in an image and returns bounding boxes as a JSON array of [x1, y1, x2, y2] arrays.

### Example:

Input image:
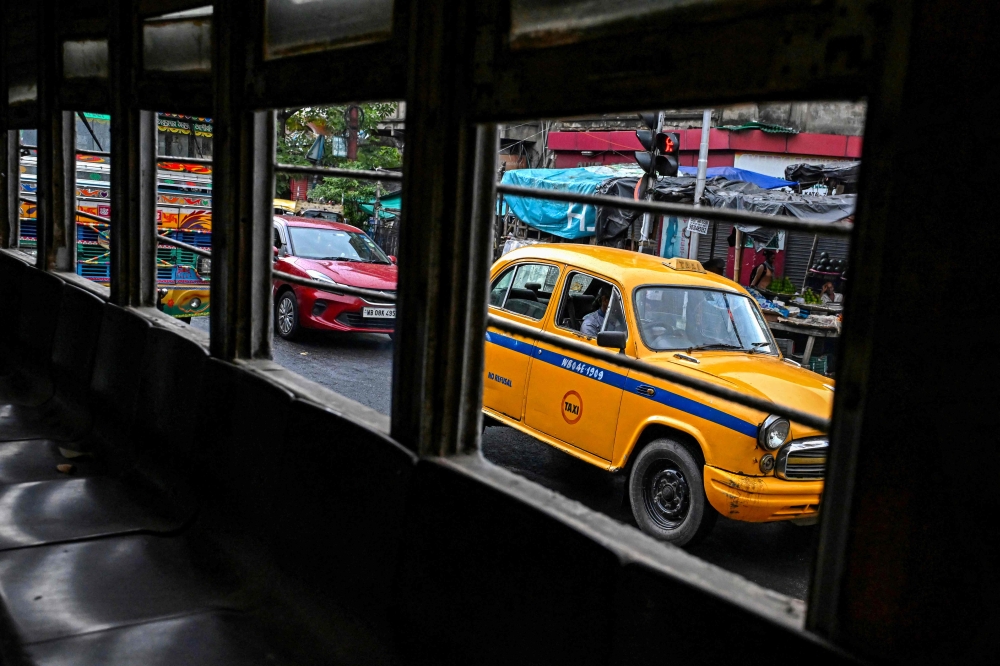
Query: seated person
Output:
[[580, 288, 610, 337], [821, 281, 843, 304]]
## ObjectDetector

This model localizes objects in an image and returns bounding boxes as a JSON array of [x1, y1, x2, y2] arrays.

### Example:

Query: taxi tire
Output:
[[628, 438, 717, 547]]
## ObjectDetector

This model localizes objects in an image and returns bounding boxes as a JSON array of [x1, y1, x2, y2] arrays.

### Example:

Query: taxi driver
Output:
[[580, 288, 610, 337]]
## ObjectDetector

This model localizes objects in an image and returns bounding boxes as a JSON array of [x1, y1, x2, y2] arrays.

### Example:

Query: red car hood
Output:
[[298, 258, 398, 291]]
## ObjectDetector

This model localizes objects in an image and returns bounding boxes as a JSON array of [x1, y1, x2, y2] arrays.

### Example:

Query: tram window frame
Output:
[[1, 0, 952, 660]]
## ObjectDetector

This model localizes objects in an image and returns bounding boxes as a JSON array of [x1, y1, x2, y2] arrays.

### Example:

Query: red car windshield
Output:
[[288, 227, 390, 264]]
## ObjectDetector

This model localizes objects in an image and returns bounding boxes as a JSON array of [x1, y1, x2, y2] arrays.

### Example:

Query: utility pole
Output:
[[688, 108, 712, 259]]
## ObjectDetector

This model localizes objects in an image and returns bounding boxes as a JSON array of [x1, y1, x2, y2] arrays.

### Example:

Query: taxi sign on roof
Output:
[[662, 258, 706, 273]]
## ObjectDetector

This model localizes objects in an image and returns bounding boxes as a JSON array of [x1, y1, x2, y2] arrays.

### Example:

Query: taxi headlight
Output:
[[758, 414, 790, 451]]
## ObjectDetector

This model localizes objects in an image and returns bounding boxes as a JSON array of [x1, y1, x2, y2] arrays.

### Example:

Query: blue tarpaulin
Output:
[[500, 165, 797, 239], [677, 166, 796, 189], [500, 167, 618, 239]]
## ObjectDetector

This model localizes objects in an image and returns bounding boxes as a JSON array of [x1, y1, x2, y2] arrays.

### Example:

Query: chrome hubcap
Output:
[[277, 297, 294, 334]]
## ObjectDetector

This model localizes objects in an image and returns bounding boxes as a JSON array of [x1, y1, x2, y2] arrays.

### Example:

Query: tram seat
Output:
[[0, 269, 62, 405], [0, 281, 110, 443], [0, 253, 27, 377], [0, 315, 201, 550], [0, 268, 420, 662]]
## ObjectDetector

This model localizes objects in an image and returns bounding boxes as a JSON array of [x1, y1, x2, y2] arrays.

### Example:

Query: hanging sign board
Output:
[[687, 218, 710, 235]]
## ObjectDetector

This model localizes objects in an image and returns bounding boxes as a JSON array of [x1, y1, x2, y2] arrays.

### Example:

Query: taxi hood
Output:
[[645, 352, 834, 424]]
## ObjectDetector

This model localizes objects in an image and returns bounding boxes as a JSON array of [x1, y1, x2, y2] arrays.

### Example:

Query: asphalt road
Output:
[[193, 317, 814, 601]]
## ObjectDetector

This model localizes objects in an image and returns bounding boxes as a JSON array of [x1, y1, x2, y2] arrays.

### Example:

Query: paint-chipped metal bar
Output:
[[274, 163, 403, 182], [487, 313, 831, 432], [496, 183, 854, 237]]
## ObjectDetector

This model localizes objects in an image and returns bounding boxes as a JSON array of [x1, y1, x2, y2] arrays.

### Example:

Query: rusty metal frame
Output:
[[0, 9, 12, 250], [211, 0, 273, 360], [109, 0, 158, 307], [0, 131, 16, 249]]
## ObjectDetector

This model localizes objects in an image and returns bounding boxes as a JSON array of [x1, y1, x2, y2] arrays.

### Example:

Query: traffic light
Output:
[[635, 114, 679, 177]]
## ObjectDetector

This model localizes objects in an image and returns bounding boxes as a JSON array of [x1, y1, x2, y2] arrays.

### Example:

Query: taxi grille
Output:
[[775, 438, 828, 481]]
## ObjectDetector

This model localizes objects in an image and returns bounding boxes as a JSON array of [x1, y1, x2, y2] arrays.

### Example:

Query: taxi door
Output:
[[483, 262, 562, 421], [523, 273, 627, 461]]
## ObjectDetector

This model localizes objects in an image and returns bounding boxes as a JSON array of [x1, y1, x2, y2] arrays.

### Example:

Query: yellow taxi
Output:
[[484, 245, 832, 546]]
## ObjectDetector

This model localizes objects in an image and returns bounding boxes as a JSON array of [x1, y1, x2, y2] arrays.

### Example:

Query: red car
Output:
[[272, 216, 397, 339]]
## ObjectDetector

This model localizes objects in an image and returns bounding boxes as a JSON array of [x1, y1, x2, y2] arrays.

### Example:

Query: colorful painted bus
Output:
[[17, 153, 213, 318]]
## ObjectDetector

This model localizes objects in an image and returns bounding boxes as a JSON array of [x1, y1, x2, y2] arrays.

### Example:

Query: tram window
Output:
[[481, 102, 861, 604], [266, 102, 404, 417], [69, 112, 112, 289], [157, 113, 214, 323]]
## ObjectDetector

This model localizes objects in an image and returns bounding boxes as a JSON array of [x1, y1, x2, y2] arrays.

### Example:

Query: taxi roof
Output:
[[497, 243, 746, 293]]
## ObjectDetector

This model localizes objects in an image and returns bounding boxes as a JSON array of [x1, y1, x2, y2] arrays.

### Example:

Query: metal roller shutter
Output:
[[783, 231, 851, 289]]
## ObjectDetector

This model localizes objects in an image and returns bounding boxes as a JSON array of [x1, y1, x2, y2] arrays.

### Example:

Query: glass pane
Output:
[[510, 0, 683, 46], [488, 268, 514, 307], [144, 18, 212, 72], [503, 263, 559, 320], [9, 84, 37, 105], [63, 40, 109, 79], [265, 0, 394, 59]]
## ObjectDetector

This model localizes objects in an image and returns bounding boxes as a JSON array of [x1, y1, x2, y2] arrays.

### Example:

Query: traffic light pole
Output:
[[638, 112, 664, 252], [688, 108, 712, 259]]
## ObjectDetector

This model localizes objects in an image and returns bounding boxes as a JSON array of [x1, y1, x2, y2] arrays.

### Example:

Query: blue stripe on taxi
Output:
[[485, 331, 758, 438]]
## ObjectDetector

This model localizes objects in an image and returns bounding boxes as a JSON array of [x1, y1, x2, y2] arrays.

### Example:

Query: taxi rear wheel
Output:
[[628, 438, 716, 547]]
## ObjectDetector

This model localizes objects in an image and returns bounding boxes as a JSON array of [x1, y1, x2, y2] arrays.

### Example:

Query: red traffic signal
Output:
[[635, 129, 679, 177]]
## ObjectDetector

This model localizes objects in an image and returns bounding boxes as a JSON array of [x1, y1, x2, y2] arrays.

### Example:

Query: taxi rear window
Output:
[[488, 263, 560, 320]]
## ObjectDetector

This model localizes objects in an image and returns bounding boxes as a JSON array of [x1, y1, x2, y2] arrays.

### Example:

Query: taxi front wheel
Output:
[[628, 438, 717, 547]]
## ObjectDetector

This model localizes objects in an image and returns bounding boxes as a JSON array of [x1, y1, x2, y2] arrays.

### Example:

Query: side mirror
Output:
[[388, 255, 397, 264], [273, 246, 280, 259], [597, 331, 627, 351]]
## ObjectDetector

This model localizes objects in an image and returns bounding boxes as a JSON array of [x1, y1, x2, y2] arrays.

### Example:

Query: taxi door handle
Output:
[[636, 385, 656, 397]]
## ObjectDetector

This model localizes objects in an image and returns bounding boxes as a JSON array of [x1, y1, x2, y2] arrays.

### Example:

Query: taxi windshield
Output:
[[633, 286, 776, 354], [289, 227, 390, 264]]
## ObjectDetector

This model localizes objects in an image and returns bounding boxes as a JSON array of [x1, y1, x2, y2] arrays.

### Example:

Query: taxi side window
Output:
[[601, 289, 628, 335], [488, 263, 560, 320], [557, 272, 617, 335]]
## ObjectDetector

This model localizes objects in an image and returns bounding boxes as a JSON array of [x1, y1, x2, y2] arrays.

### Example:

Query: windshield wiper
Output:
[[322, 257, 361, 262], [687, 343, 743, 352], [749, 341, 773, 354]]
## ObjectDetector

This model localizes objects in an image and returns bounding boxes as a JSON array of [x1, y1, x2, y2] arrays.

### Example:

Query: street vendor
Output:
[[749, 250, 775, 290], [821, 281, 844, 304]]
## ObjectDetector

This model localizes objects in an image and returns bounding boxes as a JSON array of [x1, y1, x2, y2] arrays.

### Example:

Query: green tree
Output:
[[276, 104, 402, 227]]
